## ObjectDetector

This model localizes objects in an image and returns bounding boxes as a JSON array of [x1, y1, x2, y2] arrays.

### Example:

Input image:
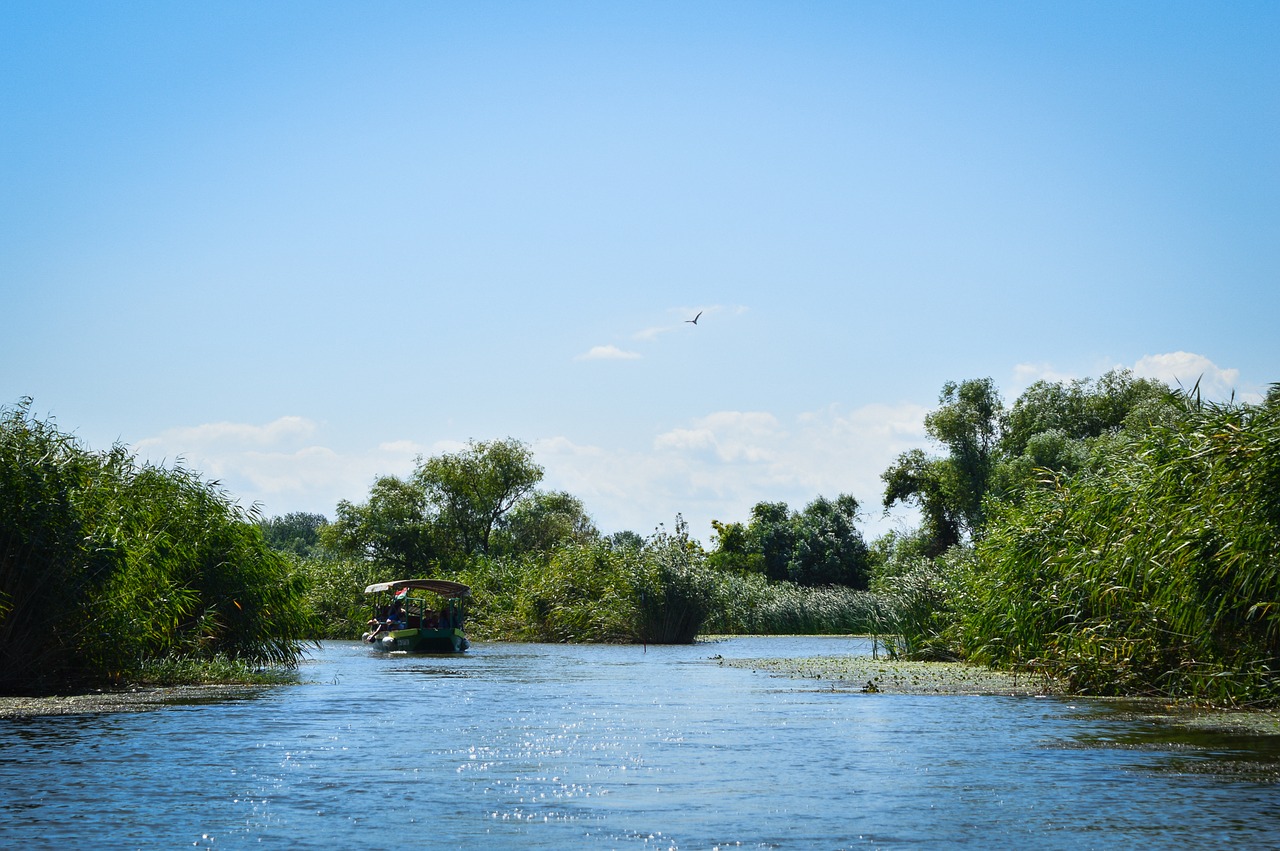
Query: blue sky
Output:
[[3, 1, 1276, 541]]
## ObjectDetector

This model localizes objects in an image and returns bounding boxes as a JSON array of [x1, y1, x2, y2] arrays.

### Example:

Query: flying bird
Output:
[[686, 311, 702, 325]]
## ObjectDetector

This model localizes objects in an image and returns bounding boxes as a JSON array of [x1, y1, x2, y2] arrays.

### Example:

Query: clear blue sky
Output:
[[3, 1, 1276, 541]]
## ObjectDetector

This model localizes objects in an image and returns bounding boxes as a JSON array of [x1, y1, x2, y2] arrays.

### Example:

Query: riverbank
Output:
[[723, 652, 1280, 735], [720, 654, 1060, 696], [0, 685, 268, 718]]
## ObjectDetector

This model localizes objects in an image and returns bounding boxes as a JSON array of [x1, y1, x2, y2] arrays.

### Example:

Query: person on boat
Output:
[[364, 601, 406, 641]]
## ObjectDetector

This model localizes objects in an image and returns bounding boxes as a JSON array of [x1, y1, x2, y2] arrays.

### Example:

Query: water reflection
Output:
[[1, 637, 1278, 848]]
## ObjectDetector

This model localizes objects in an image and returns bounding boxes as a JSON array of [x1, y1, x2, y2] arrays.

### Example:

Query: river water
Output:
[[3, 637, 1280, 849]]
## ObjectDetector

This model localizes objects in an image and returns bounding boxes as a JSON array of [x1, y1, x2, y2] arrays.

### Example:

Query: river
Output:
[[2, 637, 1279, 848]]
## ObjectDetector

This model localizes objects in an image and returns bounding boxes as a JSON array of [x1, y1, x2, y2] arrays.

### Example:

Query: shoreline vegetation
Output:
[[4, 373, 1280, 710]]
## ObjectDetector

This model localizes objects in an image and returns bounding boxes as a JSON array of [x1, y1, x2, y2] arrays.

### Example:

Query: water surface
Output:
[[2, 637, 1279, 848]]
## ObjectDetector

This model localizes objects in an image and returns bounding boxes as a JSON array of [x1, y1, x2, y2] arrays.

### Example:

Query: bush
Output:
[[960, 394, 1280, 704], [0, 401, 314, 693]]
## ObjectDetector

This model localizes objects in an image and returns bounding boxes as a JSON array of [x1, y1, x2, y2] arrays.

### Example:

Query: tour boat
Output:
[[361, 578, 470, 653]]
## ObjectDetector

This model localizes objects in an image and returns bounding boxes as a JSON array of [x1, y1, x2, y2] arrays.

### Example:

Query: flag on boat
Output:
[[394, 587, 410, 600]]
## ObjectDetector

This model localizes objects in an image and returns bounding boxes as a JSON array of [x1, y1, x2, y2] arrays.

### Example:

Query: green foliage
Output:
[[324, 438, 544, 574], [454, 518, 717, 644], [1000, 369, 1170, 458], [881, 449, 962, 556], [883, 378, 1003, 551], [708, 495, 871, 588], [702, 571, 883, 635], [259, 512, 329, 558], [492, 490, 597, 556], [634, 518, 718, 644], [0, 401, 313, 693], [959, 394, 1280, 704], [994, 370, 1174, 496], [415, 438, 543, 559], [788, 495, 871, 588], [323, 475, 440, 574], [750, 501, 796, 582], [706, 520, 764, 574], [868, 547, 967, 661], [290, 555, 384, 639]]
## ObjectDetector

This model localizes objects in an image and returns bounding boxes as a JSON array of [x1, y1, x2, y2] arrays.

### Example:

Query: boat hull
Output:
[[366, 627, 468, 653]]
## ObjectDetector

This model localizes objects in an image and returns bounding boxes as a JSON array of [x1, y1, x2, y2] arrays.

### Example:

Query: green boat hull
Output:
[[369, 627, 468, 653]]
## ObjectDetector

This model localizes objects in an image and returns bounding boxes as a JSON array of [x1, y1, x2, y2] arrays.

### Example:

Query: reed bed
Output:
[[702, 571, 883, 636], [960, 395, 1280, 704], [0, 401, 313, 693]]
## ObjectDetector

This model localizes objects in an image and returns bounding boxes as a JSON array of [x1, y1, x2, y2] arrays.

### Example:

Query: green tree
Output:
[[325, 438, 545, 575], [706, 519, 765, 574], [995, 370, 1172, 495], [883, 378, 1004, 552], [259, 512, 328, 558], [788, 494, 872, 588], [748, 501, 796, 582], [322, 475, 440, 575], [708, 496, 871, 588], [493, 490, 597, 556], [414, 438, 544, 559], [1001, 369, 1169, 459], [881, 448, 962, 557]]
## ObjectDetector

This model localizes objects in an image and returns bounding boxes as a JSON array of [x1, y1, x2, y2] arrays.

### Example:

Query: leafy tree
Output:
[[322, 475, 440, 575], [881, 448, 962, 557], [606, 530, 645, 551], [414, 438, 543, 558], [324, 438, 545, 575], [995, 370, 1172, 494], [749, 501, 796, 582], [883, 378, 1004, 553], [259, 512, 328, 558], [706, 519, 764, 574], [787, 495, 872, 588], [708, 496, 871, 588], [925, 378, 1003, 533], [493, 490, 597, 556], [1001, 370, 1169, 459]]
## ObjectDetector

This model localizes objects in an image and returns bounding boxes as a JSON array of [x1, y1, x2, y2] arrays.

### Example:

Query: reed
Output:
[[702, 570, 884, 636], [0, 401, 313, 693], [960, 392, 1280, 704]]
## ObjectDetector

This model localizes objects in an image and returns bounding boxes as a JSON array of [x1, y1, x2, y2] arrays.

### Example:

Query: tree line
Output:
[[871, 372, 1280, 705], [6, 368, 1278, 704]]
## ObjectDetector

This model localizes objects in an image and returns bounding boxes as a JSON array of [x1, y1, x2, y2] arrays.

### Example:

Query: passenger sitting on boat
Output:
[[365, 602, 406, 640]]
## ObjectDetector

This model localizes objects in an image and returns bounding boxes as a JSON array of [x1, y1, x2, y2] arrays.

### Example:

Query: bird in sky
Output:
[[686, 311, 702, 325]]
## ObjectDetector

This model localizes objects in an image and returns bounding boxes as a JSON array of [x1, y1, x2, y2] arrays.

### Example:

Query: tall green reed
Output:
[[960, 393, 1280, 704]]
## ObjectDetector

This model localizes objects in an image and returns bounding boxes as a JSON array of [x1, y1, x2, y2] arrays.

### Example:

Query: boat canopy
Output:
[[363, 578, 471, 598]]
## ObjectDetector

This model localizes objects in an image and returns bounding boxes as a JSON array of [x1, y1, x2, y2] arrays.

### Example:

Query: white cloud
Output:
[[1009, 352, 1259, 404], [1132, 351, 1245, 401], [135, 416, 316, 450], [576, 344, 641, 361], [1011, 361, 1081, 390], [537, 402, 930, 542], [132, 417, 421, 515]]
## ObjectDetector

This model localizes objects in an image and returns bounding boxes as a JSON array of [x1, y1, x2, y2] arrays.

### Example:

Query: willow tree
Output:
[[882, 378, 1003, 553], [326, 438, 545, 574]]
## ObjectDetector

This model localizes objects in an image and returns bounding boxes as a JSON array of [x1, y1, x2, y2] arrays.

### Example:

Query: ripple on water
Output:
[[1, 638, 1279, 848]]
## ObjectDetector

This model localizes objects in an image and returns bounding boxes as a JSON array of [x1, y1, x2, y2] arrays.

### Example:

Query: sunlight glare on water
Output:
[[2, 637, 1279, 848]]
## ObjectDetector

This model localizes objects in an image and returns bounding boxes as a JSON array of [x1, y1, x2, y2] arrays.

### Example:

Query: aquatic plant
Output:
[[961, 391, 1280, 704], [0, 400, 313, 693]]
